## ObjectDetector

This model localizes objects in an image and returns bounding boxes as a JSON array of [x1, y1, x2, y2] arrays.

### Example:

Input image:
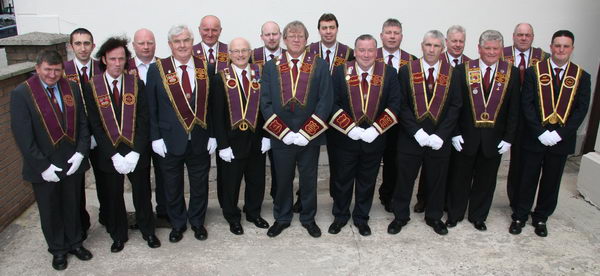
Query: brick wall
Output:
[[4, 44, 67, 65]]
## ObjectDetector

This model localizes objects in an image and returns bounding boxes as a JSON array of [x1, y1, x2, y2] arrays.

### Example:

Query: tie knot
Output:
[[81, 66, 88, 72], [554, 68, 562, 74], [486, 67, 492, 73], [112, 79, 118, 86], [209, 49, 214, 53], [428, 68, 435, 74], [180, 65, 187, 71], [453, 59, 459, 65], [361, 72, 369, 79], [47, 86, 55, 94], [291, 59, 300, 65], [388, 55, 394, 59], [242, 69, 247, 77], [326, 50, 331, 55], [269, 54, 275, 60], [520, 53, 525, 57]]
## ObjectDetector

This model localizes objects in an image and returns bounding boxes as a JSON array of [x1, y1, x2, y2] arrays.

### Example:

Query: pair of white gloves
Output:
[[347, 126, 380, 143], [413, 128, 445, 150], [111, 151, 140, 174], [537, 130, 562, 146], [451, 135, 512, 154], [41, 152, 84, 182], [218, 138, 272, 162], [151, 137, 218, 158], [282, 132, 310, 146]]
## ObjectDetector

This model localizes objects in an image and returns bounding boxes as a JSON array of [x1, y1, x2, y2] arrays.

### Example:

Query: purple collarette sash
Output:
[[535, 60, 582, 126], [409, 59, 452, 123], [252, 47, 266, 66], [278, 50, 316, 107], [63, 59, 102, 85], [440, 52, 471, 65], [466, 59, 511, 127], [26, 75, 77, 145], [156, 56, 210, 133], [502, 46, 546, 67], [90, 74, 137, 147], [220, 64, 262, 131], [308, 42, 351, 68], [344, 60, 386, 124], [127, 58, 138, 77], [376, 48, 413, 68], [193, 42, 229, 72]]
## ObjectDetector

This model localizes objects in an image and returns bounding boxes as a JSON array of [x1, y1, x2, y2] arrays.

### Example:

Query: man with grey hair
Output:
[[442, 25, 471, 67], [445, 30, 520, 231], [147, 24, 217, 243], [193, 15, 227, 75], [389, 30, 461, 236], [261, 20, 333, 238]]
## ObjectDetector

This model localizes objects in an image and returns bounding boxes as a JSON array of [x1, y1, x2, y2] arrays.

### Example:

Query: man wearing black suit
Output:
[[261, 20, 333, 238], [147, 24, 217, 242], [388, 30, 461, 236], [446, 30, 520, 231], [328, 34, 400, 236], [11, 50, 93, 270], [510, 30, 590, 237], [84, 37, 160, 252]]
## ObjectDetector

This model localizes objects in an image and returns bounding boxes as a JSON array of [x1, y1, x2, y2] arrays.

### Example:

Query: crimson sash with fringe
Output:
[[535, 60, 582, 126], [193, 42, 228, 72], [344, 60, 386, 123], [220, 64, 262, 131], [409, 59, 452, 123], [278, 50, 316, 107], [465, 59, 511, 127]]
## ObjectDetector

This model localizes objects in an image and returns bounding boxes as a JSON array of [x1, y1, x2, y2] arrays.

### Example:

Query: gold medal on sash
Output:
[[239, 122, 249, 131], [481, 112, 490, 120], [548, 113, 558, 124]]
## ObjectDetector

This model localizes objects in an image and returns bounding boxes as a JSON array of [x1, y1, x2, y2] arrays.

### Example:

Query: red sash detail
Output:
[[63, 59, 102, 85], [376, 48, 413, 68], [329, 109, 356, 134], [220, 64, 262, 131], [156, 56, 210, 133], [264, 114, 290, 139], [90, 74, 137, 146], [308, 42, 351, 69], [466, 59, 511, 127], [344, 60, 386, 124], [535, 60, 581, 126], [26, 75, 77, 145], [278, 50, 316, 107], [409, 59, 452, 123], [193, 42, 229, 72]]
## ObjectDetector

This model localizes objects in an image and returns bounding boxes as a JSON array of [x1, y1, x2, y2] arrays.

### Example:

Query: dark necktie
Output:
[[208, 48, 215, 64], [361, 72, 369, 101], [112, 80, 120, 107], [554, 68, 563, 83], [269, 54, 275, 60], [426, 67, 435, 97], [453, 58, 459, 67], [48, 86, 63, 118], [180, 65, 193, 101], [554, 68, 563, 100], [518, 53, 526, 84], [241, 70, 250, 98], [387, 55, 394, 67], [81, 66, 89, 83], [290, 59, 300, 112], [483, 67, 492, 99], [325, 49, 331, 65]]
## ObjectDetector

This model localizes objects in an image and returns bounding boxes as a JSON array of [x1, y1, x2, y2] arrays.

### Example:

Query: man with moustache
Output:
[[212, 37, 271, 235], [261, 21, 332, 238], [389, 30, 461, 236], [328, 34, 400, 236], [147, 25, 217, 242], [193, 15, 228, 75], [445, 30, 520, 231], [511, 30, 590, 237], [84, 37, 160, 252]]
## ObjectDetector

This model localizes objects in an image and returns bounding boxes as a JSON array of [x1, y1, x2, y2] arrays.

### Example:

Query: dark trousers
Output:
[[506, 118, 524, 211], [96, 166, 155, 241], [512, 148, 568, 223], [272, 145, 320, 224], [415, 169, 427, 204], [447, 149, 502, 222], [161, 142, 210, 229], [219, 153, 266, 223], [268, 150, 277, 200], [85, 149, 106, 229], [330, 147, 383, 224], [151, 151, 167, 216], [216, 157, 225, 208], [32, 173, 84, 256], [392, 152, 449, 222], [379, 148, 396, 203]]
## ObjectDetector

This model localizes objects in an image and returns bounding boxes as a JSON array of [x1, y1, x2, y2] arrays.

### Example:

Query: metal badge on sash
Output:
[[239, 122, 249, 131]]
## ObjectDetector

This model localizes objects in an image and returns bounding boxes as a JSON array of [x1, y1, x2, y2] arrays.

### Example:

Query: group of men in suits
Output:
[[10, 12, 591, 270]]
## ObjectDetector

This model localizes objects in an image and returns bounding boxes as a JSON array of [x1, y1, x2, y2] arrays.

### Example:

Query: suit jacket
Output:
[[452, 61, 520, 158], [521, 64, 591, 155], [146, 59, 213, 156], [260, 53, 333, 149], [396, 61, 462, 157], [328, 63, 401, 153], [83, 74, 150, 173], [10, 78, 90, 183]]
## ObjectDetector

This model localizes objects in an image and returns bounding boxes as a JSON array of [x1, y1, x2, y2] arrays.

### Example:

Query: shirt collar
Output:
[[74, 58, 92, 71], [356, 64, 374, 76], [233, 63, 251, 78], [421, 59, 440, 72], [286, 51, 305, 63], [173, 56, 194, 69], [515, 47, 531, 56], [382, 48, 400, 58], [549, 58, 567, 71], [479, 59, 497, 72], [201, 41, 218, 53], [447, 52, 462, 61], [321, 42, 337, 54], [104, 72, 122, 87], [135, 56, 155, 67]]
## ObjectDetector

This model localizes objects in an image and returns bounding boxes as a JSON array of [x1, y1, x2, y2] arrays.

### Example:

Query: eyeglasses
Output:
[[229, 49, 251, 55], [287, 35, 306, 41]]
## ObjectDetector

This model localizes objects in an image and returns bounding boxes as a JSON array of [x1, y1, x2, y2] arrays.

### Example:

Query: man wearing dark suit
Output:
[[388, 30, 461, 236], [11, 50, 93, 270], [328, 34, 400, 236], [193, 15, 228, 76], [147, 24, 217, 242], [261, 20, 333, 238], [510, 30, 590, 237], [84, 37, 161, 252], [446, 30, 520, 231]]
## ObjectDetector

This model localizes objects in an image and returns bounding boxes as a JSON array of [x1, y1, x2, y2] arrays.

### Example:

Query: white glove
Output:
[[428, 134, 444, 150], [124, 151, 140, 173], [360, 127, 380, 143], [111, 153, 129, 174], [41, 164, 62, 182], [261, 138, 271, 154], [549, 131, 562, 144], [207, 138, 217, 154], [218, 147, 235, 162], [452, 135, 464, 152], [497, 140, 511, 154], [90, 135, 97, 150], [282, 132, 298, 145], [152, 139, 167, 157], [66, 152, 84, 176], [294, 134, 310, 146], [538, 130, 556, 146], [414, 128, 430, 147], [347, 127, 365, 141]]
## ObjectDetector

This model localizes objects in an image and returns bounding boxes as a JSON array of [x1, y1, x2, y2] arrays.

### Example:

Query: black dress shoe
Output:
[[169, 228, 185, 243], [413, 201, 426, 213], [355, 223, 371, 236], [246, 217, 270, 229], [509, 220, 525, 235], [328, 221, 347, 234], [473, 221, 487, 231], [292, 199, 302, 213], [302, 222, 322, 238], [52, 254, 67, 271], [192, 225, 208, 241], [143, 234, 161, 248], [68, 246, 93, 261], [426, 220, 448, 235], [533, 222, 548, 237], [387, 220, 407, 235], [111, 240, 125, 253], [267, 222, 290, 237], [229, 222, 244, 235], [445, 219, 457, 228]]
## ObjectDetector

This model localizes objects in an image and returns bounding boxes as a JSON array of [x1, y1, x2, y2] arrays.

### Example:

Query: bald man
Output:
[[252, 21, 286, 66], [193, 15, 228, 75]]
